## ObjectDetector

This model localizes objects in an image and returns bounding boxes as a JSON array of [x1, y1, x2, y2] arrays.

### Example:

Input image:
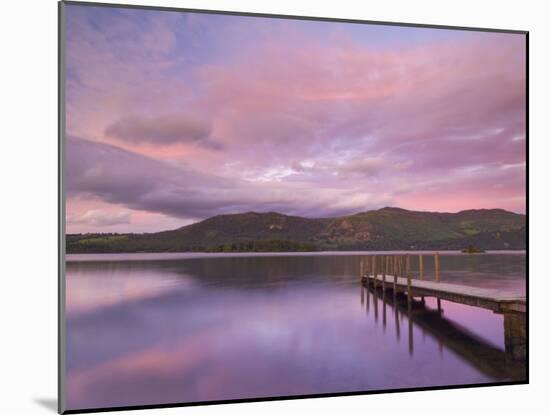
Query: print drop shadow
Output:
[[34, 398, 57, 413]]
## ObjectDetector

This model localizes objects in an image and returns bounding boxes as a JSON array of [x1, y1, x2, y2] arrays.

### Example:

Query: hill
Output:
[[66, 207, 526, 253]]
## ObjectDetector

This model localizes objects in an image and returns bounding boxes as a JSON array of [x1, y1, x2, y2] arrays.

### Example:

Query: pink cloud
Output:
[[65, 9, 526, 232]]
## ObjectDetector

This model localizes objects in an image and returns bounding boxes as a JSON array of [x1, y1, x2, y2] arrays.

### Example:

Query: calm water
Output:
[[64, 251, 526, 410]]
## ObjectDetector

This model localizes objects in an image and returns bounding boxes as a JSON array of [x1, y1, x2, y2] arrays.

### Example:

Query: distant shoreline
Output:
[[65, 249, 527, 262]]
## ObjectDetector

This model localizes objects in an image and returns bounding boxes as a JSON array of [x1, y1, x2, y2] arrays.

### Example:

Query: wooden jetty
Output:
[[363, 274, 525, 314], [359, 253, 526, 360]]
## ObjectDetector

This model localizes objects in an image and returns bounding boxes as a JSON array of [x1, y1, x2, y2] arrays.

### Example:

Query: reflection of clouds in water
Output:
[[64, 253, 526, 410], [67, 329, 217, 408], [66, 267, 194, 313], [66, 286, 500, 409], [66, 291, 362, 408]]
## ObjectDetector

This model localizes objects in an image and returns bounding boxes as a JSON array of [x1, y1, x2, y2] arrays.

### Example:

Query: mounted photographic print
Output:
[[59, 1, 528, 413]]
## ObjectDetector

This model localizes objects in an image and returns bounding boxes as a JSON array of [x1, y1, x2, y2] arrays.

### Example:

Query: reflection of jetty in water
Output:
[[359, 254, 526, 361], [360, 284, 526, 381]]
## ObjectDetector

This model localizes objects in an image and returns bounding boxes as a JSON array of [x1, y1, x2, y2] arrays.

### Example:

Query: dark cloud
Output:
[[66, 136, 234, 219], [66, 137, 391, 221], [104, 114, 212, 145]]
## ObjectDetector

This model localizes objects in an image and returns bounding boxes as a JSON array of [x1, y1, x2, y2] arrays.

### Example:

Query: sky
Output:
[[64, 4, 526, 234]]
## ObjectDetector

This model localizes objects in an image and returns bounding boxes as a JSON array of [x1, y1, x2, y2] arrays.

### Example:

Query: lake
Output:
[[64, 251, 527, 411]]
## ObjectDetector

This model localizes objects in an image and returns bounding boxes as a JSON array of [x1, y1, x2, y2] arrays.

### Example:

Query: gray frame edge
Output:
[[58, 1, 67, 413]]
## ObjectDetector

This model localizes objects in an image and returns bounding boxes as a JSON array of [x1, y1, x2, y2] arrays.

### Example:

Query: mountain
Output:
[[66, 207, 526, 253]]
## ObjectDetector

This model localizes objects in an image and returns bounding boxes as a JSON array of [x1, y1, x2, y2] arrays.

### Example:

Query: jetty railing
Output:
[[359, 253, 441, 301]]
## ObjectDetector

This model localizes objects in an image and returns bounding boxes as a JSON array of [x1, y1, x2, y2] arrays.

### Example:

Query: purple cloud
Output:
[[105, 114, 213, 145], [66, 137, 396, 222], [64, 6, 526, 232]]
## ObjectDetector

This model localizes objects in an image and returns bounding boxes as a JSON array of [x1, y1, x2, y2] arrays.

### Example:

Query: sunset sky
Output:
[[64, 4, 526, 234]]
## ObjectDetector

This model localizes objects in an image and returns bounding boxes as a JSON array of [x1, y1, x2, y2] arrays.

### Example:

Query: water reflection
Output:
[[65, 253, 526, 411], [361, 285, 526, 379]]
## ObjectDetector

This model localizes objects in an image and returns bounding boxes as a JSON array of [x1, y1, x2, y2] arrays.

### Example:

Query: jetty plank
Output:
[[361, 274, 525, 313]]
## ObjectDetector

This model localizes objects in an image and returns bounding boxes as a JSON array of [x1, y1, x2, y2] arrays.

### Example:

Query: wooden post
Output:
[[406, 255, 412, 302], [394, 257, 398, 289], [398, 256, 402, 280], [435, 252, 440, 282], [419, 255, 424, 281], [386, 255, 391, 292], [373, 255, 377, 289], [360, 258, 364, 279], [504, 313, 527, 361], [368, 256, 372, 287], [382, 255, 386, 292], [407, 272, 412, 303], [396, 256, 400, 277]]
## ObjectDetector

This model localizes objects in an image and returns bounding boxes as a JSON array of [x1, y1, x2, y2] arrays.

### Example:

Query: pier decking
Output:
[[361, 274, 526, 313]]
